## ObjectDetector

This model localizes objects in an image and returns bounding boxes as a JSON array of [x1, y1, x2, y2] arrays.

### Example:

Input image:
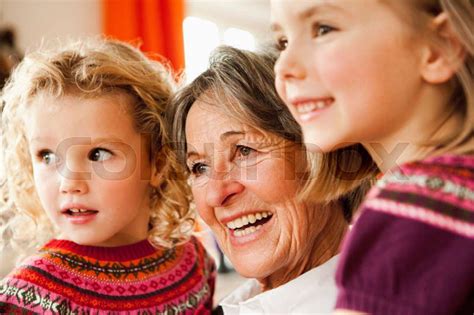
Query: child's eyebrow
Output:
[[30, 136, 51, 144], [30, 136, 124, 145], [299, 3, 349, 19], [271, 2, 348, 31], [90, 136, 125, 145]]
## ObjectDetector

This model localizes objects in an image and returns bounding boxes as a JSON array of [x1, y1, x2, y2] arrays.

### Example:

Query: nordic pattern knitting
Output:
[[364, 154, 474, 239], [0, 236, 216, 314]]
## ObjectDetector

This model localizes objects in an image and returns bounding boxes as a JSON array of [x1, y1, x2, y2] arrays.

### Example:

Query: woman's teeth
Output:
[[226, 211, 273, 237], [226, 211, 272, 229], [296, 100, 329, 114], [234, 225, 262, 237]]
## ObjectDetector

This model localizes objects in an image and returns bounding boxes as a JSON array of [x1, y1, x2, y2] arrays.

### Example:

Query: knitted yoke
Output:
[[0, 236, 216, 314]]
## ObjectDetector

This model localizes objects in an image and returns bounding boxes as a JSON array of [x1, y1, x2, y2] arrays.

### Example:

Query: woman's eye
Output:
[[190, 162, 209, 177], [89, 148, 113, 162], [313, 24, 335, 37], [236, 145, 256, 158], [275, 37, 288, 51], [39, 150, 57, 165]]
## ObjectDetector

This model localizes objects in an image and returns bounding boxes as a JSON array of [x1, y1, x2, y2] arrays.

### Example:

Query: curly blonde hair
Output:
[[0, 38, 193, 257]]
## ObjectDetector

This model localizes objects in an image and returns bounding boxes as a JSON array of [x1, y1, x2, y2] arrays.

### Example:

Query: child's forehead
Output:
[[23, 91, 139, 139], [270, 0, 401, 20], [29, 90, 134, 113]]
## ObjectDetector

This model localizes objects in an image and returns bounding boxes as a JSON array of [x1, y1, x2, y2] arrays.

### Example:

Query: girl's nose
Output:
[[274, 43, 307, 81], [60, 176, 88, 195], [58, 163, 89, 195]]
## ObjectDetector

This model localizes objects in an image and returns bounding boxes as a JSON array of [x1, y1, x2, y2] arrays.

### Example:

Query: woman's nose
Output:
[[205, 172, 245, 208]]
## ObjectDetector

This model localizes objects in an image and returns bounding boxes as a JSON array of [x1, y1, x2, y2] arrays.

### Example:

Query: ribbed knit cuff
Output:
[[44, 239, 159, 261]]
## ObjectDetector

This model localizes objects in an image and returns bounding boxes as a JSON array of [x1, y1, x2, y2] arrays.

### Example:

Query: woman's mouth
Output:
[[225, 211, 273, 237]]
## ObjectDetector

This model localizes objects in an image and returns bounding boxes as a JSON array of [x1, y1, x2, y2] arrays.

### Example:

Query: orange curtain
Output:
[[102, 0, 185, 71]]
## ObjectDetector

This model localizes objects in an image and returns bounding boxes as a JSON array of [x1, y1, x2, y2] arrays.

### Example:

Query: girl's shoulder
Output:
[[336, 156, 474, 314], [375, 153, 473, 203], [363, 153, 474, 238], [177, 235, 217, 275], [0, 249, 53, 314]]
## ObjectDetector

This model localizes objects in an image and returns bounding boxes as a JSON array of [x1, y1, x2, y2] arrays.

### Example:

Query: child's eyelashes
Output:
[[37, 149, 58, 165], [35, 147, 113, 165], [88, 148, 113, 162], [312, 23, 336, 37], [273, 23, 336, 51]]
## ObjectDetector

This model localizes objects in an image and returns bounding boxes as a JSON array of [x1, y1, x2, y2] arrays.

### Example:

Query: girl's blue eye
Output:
[[39, 150, 57, 165], [314, 24, 335, 37], [89, 148, 113, 162], [190, 162, 209, 176]]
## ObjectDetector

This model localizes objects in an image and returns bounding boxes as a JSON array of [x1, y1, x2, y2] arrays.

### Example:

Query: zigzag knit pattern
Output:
[[364, 154, 474, 238], [0, 236, 216, 314]]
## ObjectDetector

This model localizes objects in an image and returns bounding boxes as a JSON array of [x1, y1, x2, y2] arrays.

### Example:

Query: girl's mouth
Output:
[[62, 208, 99, 216], [292, 98, 334, 122], [61, 207, 99, 225]]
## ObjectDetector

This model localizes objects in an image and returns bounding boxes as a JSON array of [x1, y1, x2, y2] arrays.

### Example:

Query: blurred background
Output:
[[1, 0, 272, 303], [0, 0, 271, 82]]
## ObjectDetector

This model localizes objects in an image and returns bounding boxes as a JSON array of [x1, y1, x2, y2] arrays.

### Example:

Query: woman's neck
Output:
[[259, 205, 347, 291]]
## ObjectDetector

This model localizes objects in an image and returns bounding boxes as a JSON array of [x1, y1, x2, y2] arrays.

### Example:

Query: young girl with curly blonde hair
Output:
[[0, 38, 215, 314]]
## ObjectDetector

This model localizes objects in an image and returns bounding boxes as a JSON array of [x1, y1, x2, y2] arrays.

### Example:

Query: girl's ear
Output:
[[420, 12, 466, 84]]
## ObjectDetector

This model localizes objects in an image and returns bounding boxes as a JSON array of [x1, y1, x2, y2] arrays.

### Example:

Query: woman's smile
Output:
[[222, 210, 275, 245]]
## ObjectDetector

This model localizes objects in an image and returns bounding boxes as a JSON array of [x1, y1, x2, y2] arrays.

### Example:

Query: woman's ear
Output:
[[420, 12, 466, 84]]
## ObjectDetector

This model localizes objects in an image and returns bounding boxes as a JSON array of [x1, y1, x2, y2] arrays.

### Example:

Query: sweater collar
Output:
[[43, 239, 160, 261]]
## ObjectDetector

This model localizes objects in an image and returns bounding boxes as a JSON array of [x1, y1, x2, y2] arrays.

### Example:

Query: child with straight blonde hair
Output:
[[0, 38, 215, 314], [271, 0, 473, 314]]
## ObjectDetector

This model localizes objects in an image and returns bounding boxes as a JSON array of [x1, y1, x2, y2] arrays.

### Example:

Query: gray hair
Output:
[[167, 45, 376, 221]]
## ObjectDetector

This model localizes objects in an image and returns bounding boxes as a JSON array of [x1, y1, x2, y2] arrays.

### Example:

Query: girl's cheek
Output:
[[314, 47, 357, 89]]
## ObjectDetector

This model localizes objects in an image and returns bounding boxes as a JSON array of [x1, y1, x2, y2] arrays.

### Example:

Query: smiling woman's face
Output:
[[185, 99, 331, 286]]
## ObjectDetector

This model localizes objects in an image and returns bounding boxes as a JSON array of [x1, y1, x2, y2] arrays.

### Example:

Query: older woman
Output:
[[168, 46, 371, 313]]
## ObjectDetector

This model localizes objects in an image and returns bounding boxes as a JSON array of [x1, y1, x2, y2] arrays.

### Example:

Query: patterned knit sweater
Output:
[[335, 154, 474, 314], [0, 236, 216, 314]]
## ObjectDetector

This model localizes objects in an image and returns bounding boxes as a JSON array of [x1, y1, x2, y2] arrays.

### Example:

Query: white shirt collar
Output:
[[220, 255, 339, 314]]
